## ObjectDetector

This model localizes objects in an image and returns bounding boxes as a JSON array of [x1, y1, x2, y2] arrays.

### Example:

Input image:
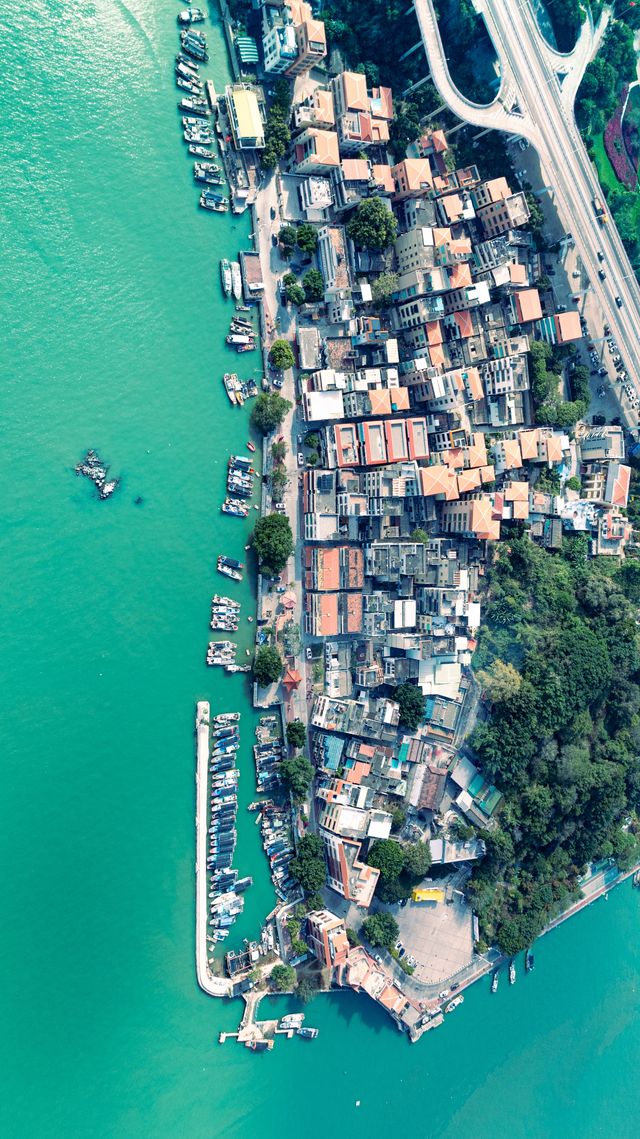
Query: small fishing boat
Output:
[[189, 143, 215, 158], [223, 373, 237, 405], [509, 961, 516, 985], [246, 440, 256, 452], [491, 971, 499, 993], [297, 1027, 318, 1039]]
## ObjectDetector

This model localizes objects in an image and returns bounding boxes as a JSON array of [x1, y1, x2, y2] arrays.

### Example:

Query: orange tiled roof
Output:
[[546, 435, 563, 464], [420, 463, 459, 499], [443, 448, 465, 469], [504, 481, 529, 501], [467, 433, 487, 468], [342, 70, 369, 111], [369, 388, 392, 415], [448, 262, 472, 289], [391, 387, 410, 410], [554, 310, 582, 343], [317, 546, 340, 590], [457, 466, 482, 494], [501, 438, 523, 469], [342, 158, 370, 181], [465, 367, 483, 401], [371, 163, 395, 193], [429, 343, 446, 368], [480, 464, 495, 484], [514, 288, 542, 323], [518, 428, 540, 460], [453, 310, 473, 338], [426, 320, 443, 346]]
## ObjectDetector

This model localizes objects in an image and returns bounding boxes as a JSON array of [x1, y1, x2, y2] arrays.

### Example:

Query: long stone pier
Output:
[[195, 701, 232, 998]]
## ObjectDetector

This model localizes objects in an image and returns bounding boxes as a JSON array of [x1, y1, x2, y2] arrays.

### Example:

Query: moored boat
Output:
[[509, 961, 516, 985], [297, 1027, 318, 1039], [525, 951, 535, 973], [223, 372, 237, 405], [444, 995, 464, 1013], [220, 259, 232, 296], [177, 7, 207, 24], [231, 261, 242, 300], [491, 971, 499, 993]]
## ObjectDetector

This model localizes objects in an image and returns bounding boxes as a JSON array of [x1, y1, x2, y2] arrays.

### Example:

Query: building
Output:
[[322, 832, 380, 908], [295, 128, 340, 174], [305, 910, 349, 968], [286, 1, 327, 75], [262, 23, 298, 74], [391, 159, 433, 201], [225, 85, 265, 150], [477, 191, 529, 238]]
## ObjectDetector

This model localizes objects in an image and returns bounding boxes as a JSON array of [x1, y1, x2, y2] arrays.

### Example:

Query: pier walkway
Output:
[[195, 701, 232, 998]]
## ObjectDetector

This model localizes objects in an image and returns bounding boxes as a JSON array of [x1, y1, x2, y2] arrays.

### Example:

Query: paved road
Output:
[[414, 0, 640, 415]]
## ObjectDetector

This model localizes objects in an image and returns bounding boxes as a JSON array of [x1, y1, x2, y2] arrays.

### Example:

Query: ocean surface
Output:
[[1, 3, 640, 1136]]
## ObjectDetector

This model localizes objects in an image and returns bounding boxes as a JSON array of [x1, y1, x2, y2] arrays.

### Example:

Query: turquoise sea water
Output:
[[2, 3, 640, 1136]]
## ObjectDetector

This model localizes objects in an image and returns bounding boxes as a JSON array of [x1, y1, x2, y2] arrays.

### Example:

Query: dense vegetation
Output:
[[286, 720, 307, 749], [395, 683, 426, 731], [367, 838, 432, 903], [576, 17, 640, 272], [290, 834, 327, 894], [346, 197, 398, 251], [251, 391, 292, 433], [362, 911, 399, 951], [253, 645, 283, 687], [541, 0, 583, 53], [528, 340, 587, 428], [469, 537, 640, 954], [251, 513, 294, 575], [280, 753, 314, 803], [261, 80, 292, 172]]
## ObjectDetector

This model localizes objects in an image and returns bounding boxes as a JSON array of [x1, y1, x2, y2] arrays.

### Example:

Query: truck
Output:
[[593, 196, 608, 224]]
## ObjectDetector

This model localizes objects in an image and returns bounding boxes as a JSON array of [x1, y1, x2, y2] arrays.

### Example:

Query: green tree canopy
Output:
[[402, 842, 432, 881], [270, 964, 297, 991], [371, 271, 399, 306], [346, 196, 398, 250], [367, 838, 406, 880], [251, 512, 294, 575], [253, 645, 283, 687], [271, 441, 287, 463], [286, 720, 307, 748], [269, 339, 295, 370], [362, 911, 399, 950], [476, 659, 523, 704], [279, 753, 314, 803], [302, 268, 324, 302], [395, 683, 426, 731], [285, 281, 306, 306], [290, 834, 326, 893], [296, 223, 318, 253], [251, 391, 292, 435], [279, 224, 297, 248]]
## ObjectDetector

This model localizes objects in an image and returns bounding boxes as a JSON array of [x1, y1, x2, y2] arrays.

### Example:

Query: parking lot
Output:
[[391, 890, 474, 986]]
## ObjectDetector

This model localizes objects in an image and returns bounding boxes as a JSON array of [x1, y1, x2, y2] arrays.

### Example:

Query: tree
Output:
[[270, 964, 296, 991], [296, 223, 318, 253], [285, 281, 306, 306], [565, 476, 581, 493], [254, 645, 283, 687], [280, 754, 314, 802], [476, 659, 523, 704], [346, 196, 398, 250], [251, 512, 294, 574], [286, 720, 307, 748], [296, 977, 318, 1004], [367, 839, 405, 880], [396, 683, 426, 731], [269, 339, 295, 370], [346, 927, 360, 946], [362, 912, 399, 950], [251, 391, 292, 435], [279, 224, 297, 249], [271, 441, 286, 463], [411, 528, 429, 544], [371, 271, 399, 306], [270, 464, 288, 495], [290, 834, 326, 893], [302, 268, 324, 302], [390, 804, 406, 833], [402, 842, 432, 881]]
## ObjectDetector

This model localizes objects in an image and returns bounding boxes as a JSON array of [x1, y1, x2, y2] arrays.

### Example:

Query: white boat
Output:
[[231, 261, 242, 300], [444, 995, 464, 1013], [220, 259, 232, 296]]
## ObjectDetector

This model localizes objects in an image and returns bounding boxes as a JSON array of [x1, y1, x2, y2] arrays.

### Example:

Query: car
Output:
[[592, 414, 606, 426], [394, 941, 402, 952], [398, 947, 406, 959], [616, 296, 623, 307], [557, 303, 567, 312], [271, 233, 278, 246], [438, 989, 450, 999], [305, 646, 312, 660], [597, 251, 605, 262], [374, 954, 382, 965], [270, 205, 276, 220], [603, 324, 611, 335], [587, 343, 595, 350], [297, 434, 302, 445], [572, 270, 581, 278], [297, 452, 304, 467], [273, 378, 283, 390], [598, 269, 607, 281], [598, 367, 607, 376], [519, 138, 529, 150]]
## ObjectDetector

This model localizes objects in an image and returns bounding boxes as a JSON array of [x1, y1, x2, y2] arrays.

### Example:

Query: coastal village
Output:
[[187, 1, 640, 1046]]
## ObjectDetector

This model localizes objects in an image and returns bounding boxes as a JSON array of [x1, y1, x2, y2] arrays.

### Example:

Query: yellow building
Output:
[[411, 887, 445, 903]]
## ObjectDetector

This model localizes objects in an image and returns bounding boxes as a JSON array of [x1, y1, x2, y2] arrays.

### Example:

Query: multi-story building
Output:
[[305, 910, 350, 969]]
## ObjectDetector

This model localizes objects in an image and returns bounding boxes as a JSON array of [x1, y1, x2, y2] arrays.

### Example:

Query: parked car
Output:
[[305, 646, 312, 660], [270, 205, 276, 220], [598, 269, 607, 281], [297, 452, 304, 467], [616, 296, 623, 307]]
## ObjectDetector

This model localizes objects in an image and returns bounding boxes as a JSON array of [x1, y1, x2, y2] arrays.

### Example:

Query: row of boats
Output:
[[490, 952, 534, 993], [227, 453, 257, 499], [210, 594, 241, 632], [222, 372, 258, 406], [206, 713, 252, 942], [173, 31, 232, 211], [278, 1013, 318, 1039], [259, 801, 296, 903], [226, 313, 257, 352], [220, 258, 242, 300], [254, 719, 285, 794]]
